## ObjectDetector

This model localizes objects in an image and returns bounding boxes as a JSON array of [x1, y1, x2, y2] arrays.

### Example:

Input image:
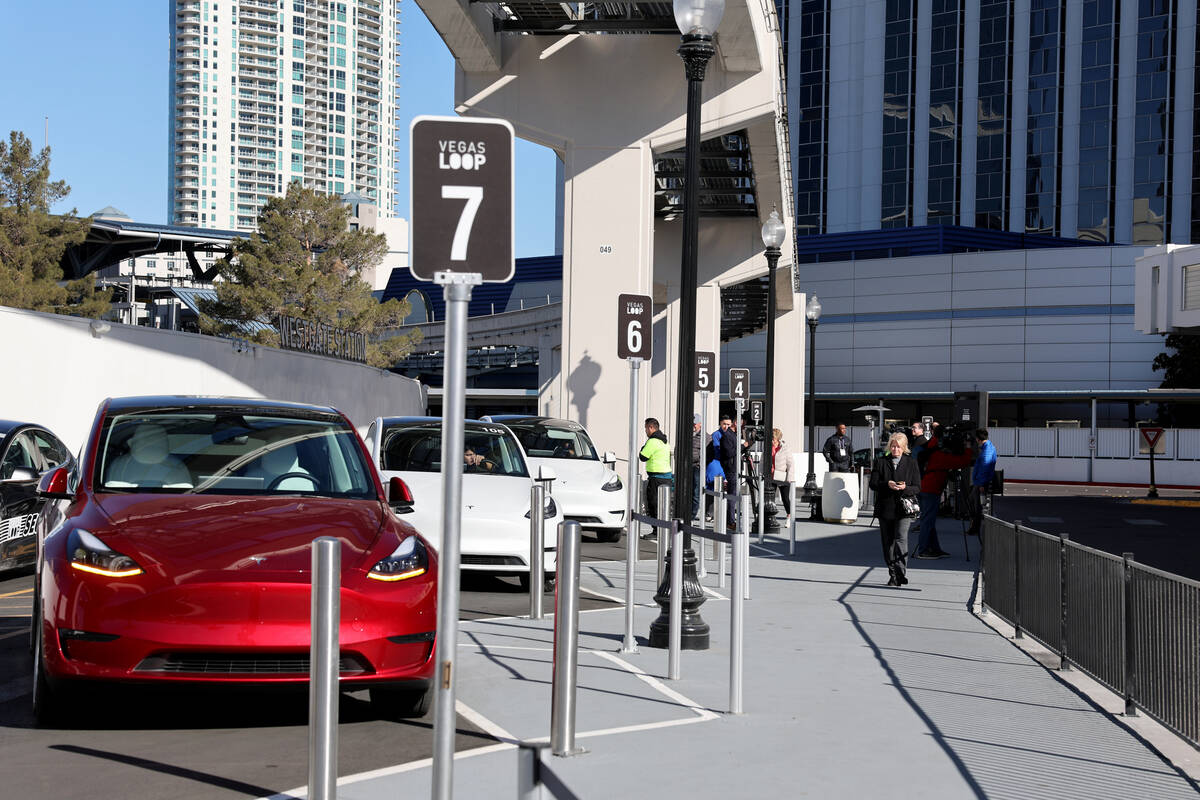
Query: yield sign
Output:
[[1140, 427, 1164, 448]]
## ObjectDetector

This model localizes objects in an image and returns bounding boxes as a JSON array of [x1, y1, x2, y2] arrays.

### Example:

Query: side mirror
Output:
[[388, 476, 414, 514], [602, 451, 617, 468], [536, 465, 557, 482], [37, 466, 71, 499], [2, 466, 38, 484]]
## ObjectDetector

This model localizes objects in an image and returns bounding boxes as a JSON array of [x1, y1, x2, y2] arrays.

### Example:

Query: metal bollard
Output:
[[716, 485, 727, 590], [740, 493, 752, 600], [622, 472, 640, 654], [730, 522, 744, 714], [789, 480, 798, 555], [551, 521, 585, 756], [757, 473, 765, 545], [529, 484, 546, 620], [697, 494, 708, 579], [656, 484, 670, 586], [668, 520, 683, 680], [517, 742, 545, 799], [308, 537, 340, 800]]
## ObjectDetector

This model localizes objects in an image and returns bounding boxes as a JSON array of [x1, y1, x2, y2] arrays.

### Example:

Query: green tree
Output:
[[0, 130, 110, 317], [200, 183, 419, 367], [1152, 334, 1200, 388]]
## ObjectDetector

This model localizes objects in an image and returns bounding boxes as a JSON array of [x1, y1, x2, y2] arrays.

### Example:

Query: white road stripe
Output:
[[0, 628, 27, 641]]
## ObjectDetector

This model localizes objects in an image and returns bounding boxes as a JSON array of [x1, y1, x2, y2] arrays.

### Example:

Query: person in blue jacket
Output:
[[968, 428, 997, 535]]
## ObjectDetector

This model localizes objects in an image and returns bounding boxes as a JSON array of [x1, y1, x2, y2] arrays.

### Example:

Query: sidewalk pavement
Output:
[[275, 515, 1200, 799]]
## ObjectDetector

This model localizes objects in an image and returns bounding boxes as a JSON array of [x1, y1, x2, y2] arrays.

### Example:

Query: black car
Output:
[[0, 421, 73, 572]]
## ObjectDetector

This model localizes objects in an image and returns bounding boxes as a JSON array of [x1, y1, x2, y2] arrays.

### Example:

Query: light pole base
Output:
[[648, 546, 710, 650]]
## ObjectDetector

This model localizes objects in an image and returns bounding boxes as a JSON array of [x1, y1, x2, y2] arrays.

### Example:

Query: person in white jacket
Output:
[[771, 428, 794, 522]]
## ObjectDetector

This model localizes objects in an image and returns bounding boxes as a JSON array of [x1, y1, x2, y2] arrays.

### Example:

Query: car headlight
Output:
[[67, 529, 143, 578], [601, 474, 623, 492], [525, 497, 558, 518], [368, 536, 429, 582]]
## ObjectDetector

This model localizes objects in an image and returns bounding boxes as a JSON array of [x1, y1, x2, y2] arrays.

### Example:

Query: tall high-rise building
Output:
[[168, 0, 398, 230], [787, 0, 1198, 246]]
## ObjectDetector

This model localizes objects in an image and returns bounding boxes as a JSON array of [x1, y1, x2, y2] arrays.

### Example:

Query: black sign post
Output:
[[410, 116, 514, 282], [617, 294, 653, 361], [694, 351, 715, 393], [729, 369, 750, 403], [412, 115, 514, 800], [617, 293, 652, 653]]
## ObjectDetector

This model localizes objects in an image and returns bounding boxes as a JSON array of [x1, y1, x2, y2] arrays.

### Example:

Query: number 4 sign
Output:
[[729, 368, 749, 401], [617, 294, 653, 360]]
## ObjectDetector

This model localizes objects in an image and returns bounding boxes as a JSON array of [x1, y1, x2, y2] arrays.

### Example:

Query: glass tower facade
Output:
[[168, 0, 398, 231], [787, 0, 1200, 245]]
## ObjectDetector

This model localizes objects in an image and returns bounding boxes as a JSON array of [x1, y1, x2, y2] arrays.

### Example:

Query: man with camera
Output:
[[913, 423, 974, 559]]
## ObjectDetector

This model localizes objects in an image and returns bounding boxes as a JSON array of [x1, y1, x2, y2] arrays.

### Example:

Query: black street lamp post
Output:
[[649, 0, 725, 651], [760, 210, 785, 531], [801, 295, 822, 509]]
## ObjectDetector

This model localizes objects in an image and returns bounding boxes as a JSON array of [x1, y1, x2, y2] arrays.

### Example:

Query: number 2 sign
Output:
[[617, 294, 652, 360], [409, 116, 514, 282]]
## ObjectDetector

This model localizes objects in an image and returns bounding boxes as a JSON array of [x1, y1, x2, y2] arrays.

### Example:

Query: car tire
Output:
[[595, 530, 621, 543], [370, 685, 432, 719], [32, 616, 64, 727]]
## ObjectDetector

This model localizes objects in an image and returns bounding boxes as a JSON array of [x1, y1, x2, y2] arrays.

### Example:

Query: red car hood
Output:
[[92, 494, 386, 578]]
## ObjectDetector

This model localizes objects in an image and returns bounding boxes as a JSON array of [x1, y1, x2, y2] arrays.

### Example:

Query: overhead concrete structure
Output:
[[1135, 245, 1200, 336], [416, 0, 802, 464]]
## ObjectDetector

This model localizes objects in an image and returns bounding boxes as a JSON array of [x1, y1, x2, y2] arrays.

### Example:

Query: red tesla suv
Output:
[[32, 396, 436, 725]]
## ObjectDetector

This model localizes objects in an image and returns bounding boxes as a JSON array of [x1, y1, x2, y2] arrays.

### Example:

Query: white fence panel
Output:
[[1178, 429, 1200, 460], [1057, 428, 1091, 458], [1017, 428, 1056, 457], [991, 427, 1017, 457], [1098, 428, 1131, 458]]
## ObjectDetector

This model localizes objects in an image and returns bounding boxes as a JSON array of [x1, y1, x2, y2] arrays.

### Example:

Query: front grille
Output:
[[461, 554, 524, 566], [134, 652, 370, 675]]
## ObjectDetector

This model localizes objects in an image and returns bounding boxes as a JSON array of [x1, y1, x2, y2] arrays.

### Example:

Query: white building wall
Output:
[[796, 244, 1164, 394], [0, 306, 424, 454]]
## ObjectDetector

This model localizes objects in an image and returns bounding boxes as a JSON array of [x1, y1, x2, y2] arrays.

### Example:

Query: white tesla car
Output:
[[483, 416, 625, 542], [364, 417, 557, 590]]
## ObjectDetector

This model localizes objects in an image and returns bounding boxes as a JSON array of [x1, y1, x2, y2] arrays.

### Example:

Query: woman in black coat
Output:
[[869, 432, 921, 586]]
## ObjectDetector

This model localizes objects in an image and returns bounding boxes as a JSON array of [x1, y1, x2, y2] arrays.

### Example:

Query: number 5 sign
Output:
[[409, 116, 514, 282], [695, 351, 715, 392], [617, 294, 652, 360]]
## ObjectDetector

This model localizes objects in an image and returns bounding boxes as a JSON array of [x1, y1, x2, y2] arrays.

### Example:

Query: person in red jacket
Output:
[[913, 426, 974, 559]]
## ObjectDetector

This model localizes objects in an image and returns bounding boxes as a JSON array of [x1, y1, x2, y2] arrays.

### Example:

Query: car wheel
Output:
[[32, 616, 63, 727], [370, 685, 432, 719], [595, 530, 621, 543]]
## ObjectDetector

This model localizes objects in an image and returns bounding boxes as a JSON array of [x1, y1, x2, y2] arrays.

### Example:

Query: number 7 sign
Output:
[[409, 116, 514, 282], [617, 294, 652, 360]]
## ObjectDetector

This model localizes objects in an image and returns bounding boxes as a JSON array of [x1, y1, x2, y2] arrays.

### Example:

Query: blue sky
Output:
[[0, 0, 558, 257]]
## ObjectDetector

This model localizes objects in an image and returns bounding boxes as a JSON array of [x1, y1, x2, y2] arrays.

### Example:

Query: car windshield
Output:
[[381, 424, 529, 477], [95, 408, 376, 498], [502, 421, 598, 461]]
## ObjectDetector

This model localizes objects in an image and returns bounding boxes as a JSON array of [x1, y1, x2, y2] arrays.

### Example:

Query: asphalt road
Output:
[[0, 531, 655, 800], [989, 484, 1200, 581]]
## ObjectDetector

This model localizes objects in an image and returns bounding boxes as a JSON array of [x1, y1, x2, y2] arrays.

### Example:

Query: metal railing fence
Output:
[[981, 515, 1200, 748]]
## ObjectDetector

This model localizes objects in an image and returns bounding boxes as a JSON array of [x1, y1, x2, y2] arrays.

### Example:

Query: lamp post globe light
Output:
[[648, 0, 725, 651], [801, 295, 822, 507], [759, 210, 786, 531]]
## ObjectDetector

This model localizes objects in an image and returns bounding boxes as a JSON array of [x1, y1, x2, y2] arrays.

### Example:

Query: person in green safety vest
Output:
[[640, 417, 673, 520]]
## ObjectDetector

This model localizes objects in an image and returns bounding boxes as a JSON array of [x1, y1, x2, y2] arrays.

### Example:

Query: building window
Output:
[[927, 0, 963, 226], [974, 0, 1011, 231], [881, 0, 916, 228], [1132, 2, 1174, 245], [1024, 0, 1064, 236], [1184, 264, 1200, 311], [332, 92, 345, 112]]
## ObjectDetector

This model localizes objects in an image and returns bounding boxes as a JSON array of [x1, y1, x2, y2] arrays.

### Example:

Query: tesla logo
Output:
[[466, 505, 475, 510]]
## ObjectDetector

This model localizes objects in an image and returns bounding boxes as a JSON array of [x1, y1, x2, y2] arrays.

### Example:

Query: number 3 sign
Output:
[[617, 294, 653, 360]]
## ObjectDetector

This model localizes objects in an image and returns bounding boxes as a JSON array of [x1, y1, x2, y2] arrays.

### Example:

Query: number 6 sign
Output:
[[617, 294, 653, 360], [409, 116, 514, 282]]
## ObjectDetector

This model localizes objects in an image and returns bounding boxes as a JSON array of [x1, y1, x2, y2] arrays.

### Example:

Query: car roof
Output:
[[0, 420, 39, 437], [104, 395, 342, 416], [484, 415, 583, 429], [380, 417, 515, 432]]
